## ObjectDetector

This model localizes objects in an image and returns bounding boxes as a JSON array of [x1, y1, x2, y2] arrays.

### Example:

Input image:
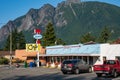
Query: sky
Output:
[[0, 0, 120, 28]]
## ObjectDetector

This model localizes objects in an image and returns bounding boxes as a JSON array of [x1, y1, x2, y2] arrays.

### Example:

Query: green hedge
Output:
[[0, 57, 9, 64]]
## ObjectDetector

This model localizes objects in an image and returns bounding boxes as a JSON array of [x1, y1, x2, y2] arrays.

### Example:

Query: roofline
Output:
[[39, 54, 100, 57]]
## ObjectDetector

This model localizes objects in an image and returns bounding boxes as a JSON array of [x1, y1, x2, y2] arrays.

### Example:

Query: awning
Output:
[[39, 54, 100, 57]]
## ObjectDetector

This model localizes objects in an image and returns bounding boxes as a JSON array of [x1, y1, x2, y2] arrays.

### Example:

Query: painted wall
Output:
[[15, 47, 46, 63], [95, 43, 120, 65], [15, 50, 27, 60], [101, 44, 120, 60], [46, 44, 100, 55]]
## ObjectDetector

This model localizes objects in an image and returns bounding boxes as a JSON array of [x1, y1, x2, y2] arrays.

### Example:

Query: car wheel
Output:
[[96, 73, 102, 77], [113, 70, 117, 78], [75, 68, 79, 74], [62, 71, 67, 74], [88, 67, 92, 73]]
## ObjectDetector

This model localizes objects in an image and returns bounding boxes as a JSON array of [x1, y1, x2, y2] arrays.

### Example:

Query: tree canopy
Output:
[[80, 32, 95, 43], [41, 22, 65, 47], [97, 27, 111, 43], [4, 29, 26, 51]]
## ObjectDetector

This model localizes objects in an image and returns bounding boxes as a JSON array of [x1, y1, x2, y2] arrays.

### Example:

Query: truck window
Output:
[[116, 61, 119, 65], [104, 60, 116, 65]]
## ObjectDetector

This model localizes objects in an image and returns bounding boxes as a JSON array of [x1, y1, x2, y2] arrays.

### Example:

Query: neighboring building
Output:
[[15, 47, 46, 64], [0, 51, 15, 59], [113, 38, 120, 44]]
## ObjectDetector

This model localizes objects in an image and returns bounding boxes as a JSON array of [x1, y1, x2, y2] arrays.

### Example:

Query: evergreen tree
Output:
[[4, 35, 10, 51], [55, 38, 66, 45], [12, 28, 18, 50], [4, 29, 26, 51], [41, 22, 56, 47], [80, 32, 95, 43], [97, 27, 111, 43], [17, 31, 26, 49]]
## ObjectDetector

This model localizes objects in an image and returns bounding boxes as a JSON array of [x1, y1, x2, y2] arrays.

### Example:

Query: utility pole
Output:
[[9, 27, 12, 68]]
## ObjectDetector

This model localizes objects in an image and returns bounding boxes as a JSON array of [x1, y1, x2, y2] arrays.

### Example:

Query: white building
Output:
[[38, 43, 120, 68], [95, 43, 120, 65]]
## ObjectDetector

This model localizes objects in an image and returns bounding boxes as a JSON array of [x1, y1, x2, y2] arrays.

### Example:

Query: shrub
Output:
[[12, 58, 24, 63], [0, 57, 9, 64]]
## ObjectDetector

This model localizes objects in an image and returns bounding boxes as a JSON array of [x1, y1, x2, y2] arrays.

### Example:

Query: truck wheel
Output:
[[88, 67, 92, 73], [62, 71, 67, 74], [113, 70, 117, 78], [96, 73, 102, 77], [75, 68, 79, 74]]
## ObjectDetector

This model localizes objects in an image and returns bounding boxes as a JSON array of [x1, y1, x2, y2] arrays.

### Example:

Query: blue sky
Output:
[[0, 0, 120, 28]]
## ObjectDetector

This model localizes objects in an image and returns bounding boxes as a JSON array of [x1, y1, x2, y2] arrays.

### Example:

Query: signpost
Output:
[[25, 29, 42, 67], [34, 29, 42, 67]]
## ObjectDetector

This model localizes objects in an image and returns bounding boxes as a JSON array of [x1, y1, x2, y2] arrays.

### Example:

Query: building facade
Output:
[[15, 43, 120, 68]]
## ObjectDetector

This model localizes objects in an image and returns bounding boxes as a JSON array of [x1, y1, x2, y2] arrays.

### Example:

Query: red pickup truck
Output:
[[93, 60, 120, 77]]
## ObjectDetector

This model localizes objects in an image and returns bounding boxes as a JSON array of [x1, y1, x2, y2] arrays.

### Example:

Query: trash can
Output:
[[29, 62, 34, 68], [24, 61, 28, 68]]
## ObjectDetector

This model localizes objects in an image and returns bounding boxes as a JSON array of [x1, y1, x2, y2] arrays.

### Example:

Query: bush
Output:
[[12, 58, 24, 63], [0, 57, 9, 64]]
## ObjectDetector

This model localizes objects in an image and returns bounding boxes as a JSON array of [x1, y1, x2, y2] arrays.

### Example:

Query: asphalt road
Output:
[[0, 66, 120, 80]]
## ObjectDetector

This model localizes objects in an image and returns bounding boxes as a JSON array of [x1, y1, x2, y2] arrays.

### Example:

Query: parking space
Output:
[[0, 66, 120, 80]]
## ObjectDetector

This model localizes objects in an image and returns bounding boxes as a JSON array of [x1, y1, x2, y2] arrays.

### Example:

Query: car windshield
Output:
[[63, 61, 72, 64], [63, 60, 79, 64]]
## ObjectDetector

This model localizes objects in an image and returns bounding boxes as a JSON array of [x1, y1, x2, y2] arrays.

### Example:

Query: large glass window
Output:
[[83, 56, 87, 63], [89, 56, 93, 65]]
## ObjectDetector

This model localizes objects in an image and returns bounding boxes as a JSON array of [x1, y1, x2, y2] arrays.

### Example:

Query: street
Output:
[[0, 66, 120, 80]]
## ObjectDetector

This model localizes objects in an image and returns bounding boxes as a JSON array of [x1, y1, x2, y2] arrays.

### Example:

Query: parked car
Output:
[[61, 59, 92, 74], [93, 60, 120, 78]]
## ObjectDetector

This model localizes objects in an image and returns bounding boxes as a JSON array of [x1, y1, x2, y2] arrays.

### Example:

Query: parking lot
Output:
[[0, 66, 120, 80]]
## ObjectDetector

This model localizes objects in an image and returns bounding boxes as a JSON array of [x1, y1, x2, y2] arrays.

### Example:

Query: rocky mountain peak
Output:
[[27, 8, 38, 15], [0, 1, 120, 49], [66, 0, 81, 4], [40, 4, 55, 10]]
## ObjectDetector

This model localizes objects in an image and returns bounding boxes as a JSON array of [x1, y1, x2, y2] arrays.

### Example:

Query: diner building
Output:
[[15, 43, 120, 68]]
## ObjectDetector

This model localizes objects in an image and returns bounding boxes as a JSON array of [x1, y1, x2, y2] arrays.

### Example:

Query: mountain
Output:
[[0, 1, 120, 48]]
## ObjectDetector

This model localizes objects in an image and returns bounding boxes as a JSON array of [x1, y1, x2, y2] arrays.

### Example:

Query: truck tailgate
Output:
[[93, 65, 110, 71]]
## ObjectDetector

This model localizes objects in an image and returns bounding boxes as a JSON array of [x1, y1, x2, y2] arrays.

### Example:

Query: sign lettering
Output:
[[26, 44, 41, 52]]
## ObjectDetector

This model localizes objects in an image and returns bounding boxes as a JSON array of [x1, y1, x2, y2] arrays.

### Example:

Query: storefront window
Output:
[[78, 56, 82, 59], [73, 56, 77, 59], [89, 56, 93, 65], [83, 56, 87, 63]]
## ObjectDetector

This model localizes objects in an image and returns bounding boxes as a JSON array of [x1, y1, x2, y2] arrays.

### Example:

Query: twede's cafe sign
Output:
[[26, 29, 42, 52], [26, 44, 41, 52]]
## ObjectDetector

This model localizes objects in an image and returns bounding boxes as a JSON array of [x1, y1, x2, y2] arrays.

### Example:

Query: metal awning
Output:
[[39, 54, 100, 57]]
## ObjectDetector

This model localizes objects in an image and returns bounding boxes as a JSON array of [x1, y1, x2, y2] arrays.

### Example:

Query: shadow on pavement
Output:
[[92, 75, 115, 80], [2, 73, 86, 80]]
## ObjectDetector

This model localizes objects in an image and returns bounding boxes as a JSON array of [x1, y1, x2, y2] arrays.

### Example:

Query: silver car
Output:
[[61, 59, 92, 74]]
